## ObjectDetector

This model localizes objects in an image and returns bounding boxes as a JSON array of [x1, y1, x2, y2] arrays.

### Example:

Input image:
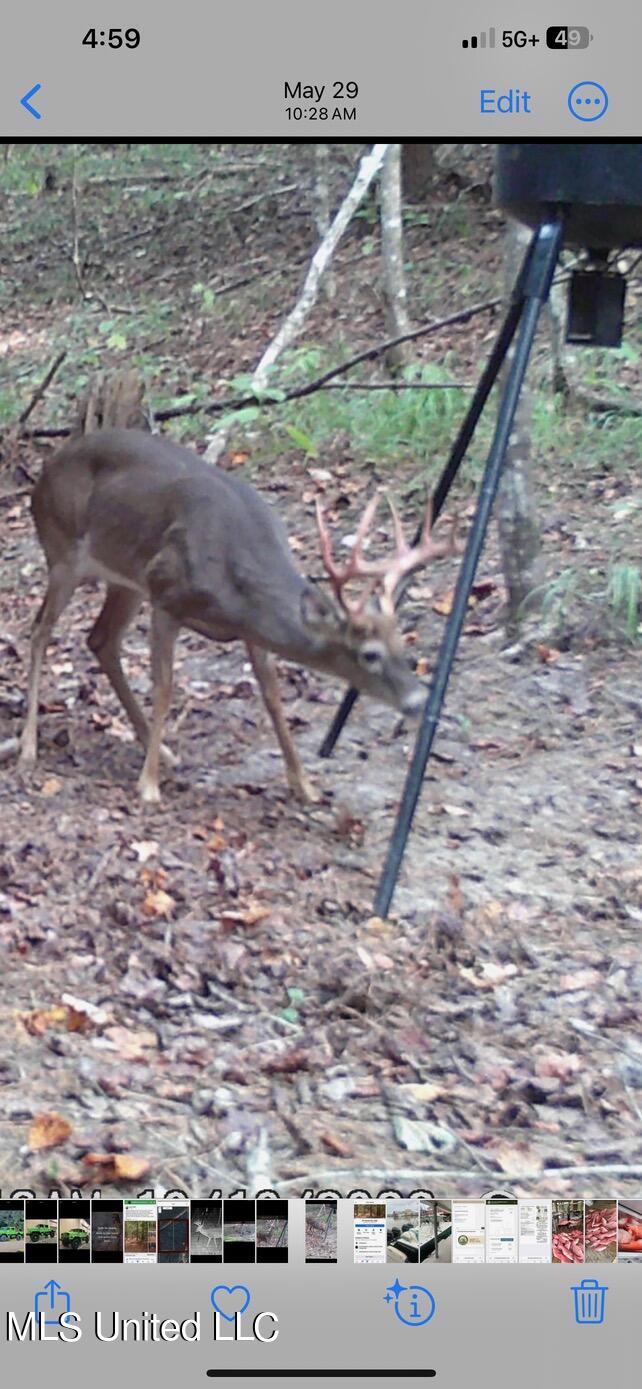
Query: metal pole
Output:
[[374, 220, 563, 917], [318, 235, 540, 761]]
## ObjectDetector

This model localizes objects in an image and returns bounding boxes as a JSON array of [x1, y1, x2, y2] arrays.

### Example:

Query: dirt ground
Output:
[[0, 144, 641, 1199]]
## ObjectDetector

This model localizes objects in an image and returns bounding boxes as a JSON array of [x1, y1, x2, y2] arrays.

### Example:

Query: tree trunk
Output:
[[205, 144, 389, 462], [496, 222, 542, 643], [379, 145, 412, 372], [313, 145, 335, 300], [76, 368, 150, 434], [402, 143, 435, 201]]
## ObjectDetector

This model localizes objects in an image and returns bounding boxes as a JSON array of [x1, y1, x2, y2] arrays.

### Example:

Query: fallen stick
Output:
[[18, 350, 67, 426]]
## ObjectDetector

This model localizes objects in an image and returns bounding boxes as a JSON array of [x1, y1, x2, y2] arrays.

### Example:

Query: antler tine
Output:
[[419, 495, 435, 550], [315, 491, 454, 620], [386, 494, 408, 556], [315, 495, 381, 613], [315, 498, 340, 589], [351, 492, 381, 562], [377, 495, 453, 614]]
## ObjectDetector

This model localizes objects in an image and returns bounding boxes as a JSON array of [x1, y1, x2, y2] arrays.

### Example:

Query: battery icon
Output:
[[546, 25, 593, 48]]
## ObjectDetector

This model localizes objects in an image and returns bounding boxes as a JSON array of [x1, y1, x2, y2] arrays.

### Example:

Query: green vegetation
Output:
[[1, 141, 641, 648]]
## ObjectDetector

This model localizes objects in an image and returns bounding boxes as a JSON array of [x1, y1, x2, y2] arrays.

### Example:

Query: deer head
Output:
[[298, 492, 457, 717]]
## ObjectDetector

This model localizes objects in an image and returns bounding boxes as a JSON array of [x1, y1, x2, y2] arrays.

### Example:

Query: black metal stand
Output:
[[320, 219, 565, 915]]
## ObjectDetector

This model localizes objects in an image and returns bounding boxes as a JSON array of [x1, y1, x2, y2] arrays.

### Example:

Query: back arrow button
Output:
[[20, 83, 43, 119]]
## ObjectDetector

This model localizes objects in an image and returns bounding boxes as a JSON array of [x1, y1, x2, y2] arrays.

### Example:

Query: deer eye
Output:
[[359, 641, 385, 672]]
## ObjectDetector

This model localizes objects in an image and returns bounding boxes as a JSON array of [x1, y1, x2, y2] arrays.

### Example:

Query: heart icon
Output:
[[210, 1283, 251, 1322]]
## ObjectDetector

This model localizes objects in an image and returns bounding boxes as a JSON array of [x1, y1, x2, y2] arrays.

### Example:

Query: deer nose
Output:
[[401, 685, 425, 718]]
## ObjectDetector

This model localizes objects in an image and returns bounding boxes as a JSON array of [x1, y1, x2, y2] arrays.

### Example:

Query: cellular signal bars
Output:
[[462, 28, 496, 48]]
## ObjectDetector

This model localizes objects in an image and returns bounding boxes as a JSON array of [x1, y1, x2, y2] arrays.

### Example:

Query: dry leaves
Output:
[[131, 839, 159, 863], [28, 1112, 72, 1151], [535, 1051, 582, 1081], [398, 1082, 444, 1104], [320, 1131, 354, 1158], [22, 1003, 93, 1036], [490, 1140, 542, 1177], [81, 1153, 150, 1182], [141, 867, 175, 918], [40, 776, 62, 798], [102, 1026, 159, 1061], [559, 969, 601, 992], [459, 962, 518, 990], [355, 944, 395, 971], [220, 898, 271, 929]]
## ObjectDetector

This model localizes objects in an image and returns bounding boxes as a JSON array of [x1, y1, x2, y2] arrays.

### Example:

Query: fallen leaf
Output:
[[131, 839, 159, 863], [41, 776, 62, 797], [392, 1116, 456, 1153], [362, 915, 391, 934], [399, 1082, 444, 1103], [334, 810, 365, 845], [61, 994, 111, 1027], [220, 899, 270, 928], [261, 1050, 311, 1075], [559, 969, 601, 991], [142, 888, 175, 918], [82, 1153, 150, 1181], [320, 1132, 354, 1158], [491, 1140, 542, 1177], [28, 1112, 72, 1151], [535, 1052, 582, 1081], [372, 952, 395, 970], [537, 644, 562, 664], [433, 589, 475, 617], [102, 1026, 158, 1061], [22, 1004, 91, 1036], [460, 962, 518, 989]]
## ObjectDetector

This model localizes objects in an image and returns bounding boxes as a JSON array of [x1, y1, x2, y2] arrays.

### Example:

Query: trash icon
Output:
[[572, 1277, 608, 1325]]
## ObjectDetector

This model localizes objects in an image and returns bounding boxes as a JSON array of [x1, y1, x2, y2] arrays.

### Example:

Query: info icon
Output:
[[383, 1279, 436, 1327]]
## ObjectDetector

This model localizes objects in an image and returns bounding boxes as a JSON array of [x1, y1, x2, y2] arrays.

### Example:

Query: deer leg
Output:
[[19, 564, 78, 767], [137, 608, 178, 805], [246, 642, 319, 803], [87, 585, 178, 767]]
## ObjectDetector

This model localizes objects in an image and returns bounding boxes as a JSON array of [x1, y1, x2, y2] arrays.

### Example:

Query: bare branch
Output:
[[18, 350, 67, 426]]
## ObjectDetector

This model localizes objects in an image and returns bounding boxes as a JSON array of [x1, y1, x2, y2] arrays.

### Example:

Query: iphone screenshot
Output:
[[0, 1, 640, 1385]]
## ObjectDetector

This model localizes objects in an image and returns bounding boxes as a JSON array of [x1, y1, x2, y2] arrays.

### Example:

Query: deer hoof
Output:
[[137, 775, 162, 806], [289, 772, 321, 804]]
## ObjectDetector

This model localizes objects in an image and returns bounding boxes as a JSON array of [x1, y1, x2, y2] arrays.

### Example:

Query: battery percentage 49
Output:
[[546, 26, 594, 48]]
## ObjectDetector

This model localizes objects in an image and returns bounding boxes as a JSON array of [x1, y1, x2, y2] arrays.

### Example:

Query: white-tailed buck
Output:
[[20, 429, 454, 803]]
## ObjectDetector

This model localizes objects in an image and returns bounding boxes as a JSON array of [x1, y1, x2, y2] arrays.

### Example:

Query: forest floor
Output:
[[0, 143, 641, 1198]]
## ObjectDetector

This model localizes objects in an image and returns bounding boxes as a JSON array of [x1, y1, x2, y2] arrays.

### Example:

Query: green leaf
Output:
[[287, 986, 305, 1003], [281, 1007, 300, 1023], [253, 385, 286, 403], [283, 424, 317, 456], [219, 406, 262, 428]]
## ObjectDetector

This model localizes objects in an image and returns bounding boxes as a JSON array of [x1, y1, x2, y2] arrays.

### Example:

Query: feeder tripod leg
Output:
[[374, 219, 564, 918], [318, 227, 543, 761]]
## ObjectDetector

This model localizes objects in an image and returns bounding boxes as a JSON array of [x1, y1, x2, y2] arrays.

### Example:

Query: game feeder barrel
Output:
[[495, 142, 642, 248]]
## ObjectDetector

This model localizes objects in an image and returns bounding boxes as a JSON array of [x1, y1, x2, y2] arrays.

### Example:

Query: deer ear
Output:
[[300, 584, 346, 640]]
